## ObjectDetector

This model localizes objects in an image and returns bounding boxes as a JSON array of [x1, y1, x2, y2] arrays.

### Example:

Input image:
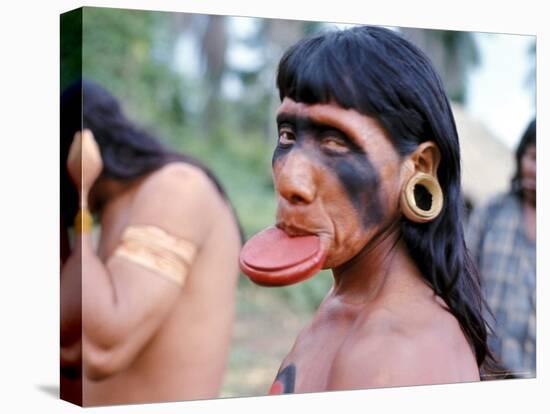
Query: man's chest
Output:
[[269, 309, 357, 394]]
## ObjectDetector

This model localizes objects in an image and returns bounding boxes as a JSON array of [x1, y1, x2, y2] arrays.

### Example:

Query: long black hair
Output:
[[276, 26, 492, 369], [60, 79, 242, 240], [511, 118, 536, 198]]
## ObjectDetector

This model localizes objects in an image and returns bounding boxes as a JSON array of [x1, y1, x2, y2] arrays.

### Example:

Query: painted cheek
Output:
[[323, 152, 384, 229], [319, 180, 365, 268]]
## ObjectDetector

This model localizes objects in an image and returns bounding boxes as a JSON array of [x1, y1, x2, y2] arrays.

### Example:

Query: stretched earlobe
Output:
[[400, 172, 443, 223], [400, 142, 443, 223]]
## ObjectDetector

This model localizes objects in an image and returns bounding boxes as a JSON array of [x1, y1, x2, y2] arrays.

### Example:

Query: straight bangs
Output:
[[277, 33, 357, 108], [276, 28, 427, 156]]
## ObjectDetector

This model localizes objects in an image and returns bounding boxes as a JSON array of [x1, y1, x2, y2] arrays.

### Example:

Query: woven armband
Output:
[[112, 225, 197, 286]]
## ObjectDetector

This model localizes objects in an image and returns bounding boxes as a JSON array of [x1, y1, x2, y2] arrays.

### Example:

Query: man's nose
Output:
[[275, 151, 317, 206]]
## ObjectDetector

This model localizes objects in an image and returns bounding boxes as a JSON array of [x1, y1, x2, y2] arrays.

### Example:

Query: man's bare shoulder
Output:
[[327, 306, 479, 390]]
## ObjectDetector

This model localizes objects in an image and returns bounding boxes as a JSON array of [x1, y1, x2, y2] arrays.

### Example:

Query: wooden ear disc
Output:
[[400, 173, 443, 223]]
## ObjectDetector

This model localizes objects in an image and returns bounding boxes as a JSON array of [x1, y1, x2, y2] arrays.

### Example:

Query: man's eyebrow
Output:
[[277, 112, 341, 132], [276, 112, 298, 126]]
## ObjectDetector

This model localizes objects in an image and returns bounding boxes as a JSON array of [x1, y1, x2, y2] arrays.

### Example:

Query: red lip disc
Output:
[[239, 226, 326, 286]]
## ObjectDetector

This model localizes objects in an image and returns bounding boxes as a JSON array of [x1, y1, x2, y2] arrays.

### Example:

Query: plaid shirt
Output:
[[466, 192, 536, 378]]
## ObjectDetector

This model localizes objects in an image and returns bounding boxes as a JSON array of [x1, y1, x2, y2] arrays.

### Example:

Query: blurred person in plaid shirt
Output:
[[466, 119, 536, 379]]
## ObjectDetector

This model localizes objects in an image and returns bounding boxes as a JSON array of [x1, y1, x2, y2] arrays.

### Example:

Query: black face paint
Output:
[[326, 151, 384, 228], [272, 115, 384, 228], [269, 364, 296, 394]]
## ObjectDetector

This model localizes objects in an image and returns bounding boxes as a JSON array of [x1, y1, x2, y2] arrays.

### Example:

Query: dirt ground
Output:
[[220, 285, 313, 398]]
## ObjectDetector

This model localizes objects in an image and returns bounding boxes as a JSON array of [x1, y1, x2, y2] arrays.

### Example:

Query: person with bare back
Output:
[[239, 26, 494, 394], [60, 80, 241, 406]]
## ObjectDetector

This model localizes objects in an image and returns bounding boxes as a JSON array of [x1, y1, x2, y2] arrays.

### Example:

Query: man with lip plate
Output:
[[239, 26, 494, 393]]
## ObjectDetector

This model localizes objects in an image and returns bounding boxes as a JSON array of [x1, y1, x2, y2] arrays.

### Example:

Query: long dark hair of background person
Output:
[[60, 79, 242, 262]]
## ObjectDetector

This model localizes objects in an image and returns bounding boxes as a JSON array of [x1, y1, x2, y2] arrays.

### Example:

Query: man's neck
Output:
[[331, 222, 422, 305]]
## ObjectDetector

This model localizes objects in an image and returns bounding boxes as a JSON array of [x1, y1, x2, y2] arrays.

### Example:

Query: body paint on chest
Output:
[[269, 364, 296, 395]]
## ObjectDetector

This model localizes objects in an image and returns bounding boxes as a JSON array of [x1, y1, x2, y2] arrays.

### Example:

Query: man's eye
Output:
[[278, 129, 296, 146], [321, 136, 350, 154]]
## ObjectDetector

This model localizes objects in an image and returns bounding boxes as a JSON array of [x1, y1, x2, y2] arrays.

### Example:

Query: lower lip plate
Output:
[[239, 226, 327, 286]]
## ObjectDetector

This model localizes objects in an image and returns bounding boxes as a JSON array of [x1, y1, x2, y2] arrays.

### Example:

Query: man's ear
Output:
[[409, 141, 441, 176]]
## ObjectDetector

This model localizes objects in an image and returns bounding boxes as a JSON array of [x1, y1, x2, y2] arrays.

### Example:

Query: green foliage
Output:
[[82, 7, 184, 135], [60, 8, 82, 91]]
